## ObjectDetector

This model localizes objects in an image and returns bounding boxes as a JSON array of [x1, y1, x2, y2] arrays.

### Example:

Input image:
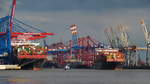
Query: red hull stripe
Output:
[[18, 55, 47, 59]]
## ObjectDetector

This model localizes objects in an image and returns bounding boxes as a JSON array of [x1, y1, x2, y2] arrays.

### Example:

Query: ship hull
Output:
[[123, 65, 150, 69], [94, 61, 123, 69], [18, 59, 46, 69]]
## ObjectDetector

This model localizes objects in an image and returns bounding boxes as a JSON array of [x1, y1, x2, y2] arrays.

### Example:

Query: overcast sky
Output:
[[0, 0, 150, 46]]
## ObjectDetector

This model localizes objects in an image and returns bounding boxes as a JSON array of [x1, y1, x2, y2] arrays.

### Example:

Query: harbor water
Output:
[[0, 69, 150, 84]]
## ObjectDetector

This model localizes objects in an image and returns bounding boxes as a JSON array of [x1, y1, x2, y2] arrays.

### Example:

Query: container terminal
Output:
[[0, 0, 150, 70], [47, 21, 150, 69]]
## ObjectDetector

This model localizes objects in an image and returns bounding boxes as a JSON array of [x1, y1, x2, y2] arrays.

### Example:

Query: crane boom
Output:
[[10, 0, 16, 32]]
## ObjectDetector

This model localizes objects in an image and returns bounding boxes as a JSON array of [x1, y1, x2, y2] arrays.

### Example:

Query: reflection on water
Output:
[[0, 77, 43, 84]]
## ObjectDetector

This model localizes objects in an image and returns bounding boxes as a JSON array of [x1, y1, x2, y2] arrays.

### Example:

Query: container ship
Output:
[[95, 48, 125, 69], [0, 16, 54, 70], [11, 33, 52, 69], [0, 0, 54, 70]]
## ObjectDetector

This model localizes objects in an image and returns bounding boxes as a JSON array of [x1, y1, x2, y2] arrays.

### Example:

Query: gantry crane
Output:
[[0, 0, 16, 64], [104, 25, 139, 67], [140, 19, 150, 66]]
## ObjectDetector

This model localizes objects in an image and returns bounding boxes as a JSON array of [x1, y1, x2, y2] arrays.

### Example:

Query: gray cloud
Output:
[[16, 8, 150, 45], [1, 0, 150, 46], [0, 0, 12, 17], [16, 0, 150, 12]]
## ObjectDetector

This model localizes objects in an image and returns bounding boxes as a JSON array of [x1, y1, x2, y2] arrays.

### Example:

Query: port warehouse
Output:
[[0, 0, 149, 70]]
